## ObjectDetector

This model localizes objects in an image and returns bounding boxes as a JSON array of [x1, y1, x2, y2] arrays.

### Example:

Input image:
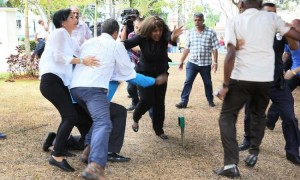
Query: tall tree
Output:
[[24, 0, 32, 74]]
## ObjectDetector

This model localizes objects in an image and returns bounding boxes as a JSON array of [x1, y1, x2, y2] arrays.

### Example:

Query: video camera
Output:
[[120, 8, 139, 26]]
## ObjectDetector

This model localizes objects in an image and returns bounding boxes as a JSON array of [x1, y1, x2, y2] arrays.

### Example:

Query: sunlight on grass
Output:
[[0, 72, 9, 80]]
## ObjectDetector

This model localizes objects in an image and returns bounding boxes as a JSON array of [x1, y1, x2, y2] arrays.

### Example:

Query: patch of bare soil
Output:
[[0, 53, 299, 179]]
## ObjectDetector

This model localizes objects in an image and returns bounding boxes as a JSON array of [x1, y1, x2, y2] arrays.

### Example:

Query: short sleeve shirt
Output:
[[186, 26, 219, 66], [225, 8, 290, 82]]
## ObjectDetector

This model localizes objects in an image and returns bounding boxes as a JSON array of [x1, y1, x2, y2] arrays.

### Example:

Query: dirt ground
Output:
[[0, 53, 300, 180]]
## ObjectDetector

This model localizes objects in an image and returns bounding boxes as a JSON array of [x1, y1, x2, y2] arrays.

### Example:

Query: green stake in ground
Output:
[[178, 115, 185, 147]]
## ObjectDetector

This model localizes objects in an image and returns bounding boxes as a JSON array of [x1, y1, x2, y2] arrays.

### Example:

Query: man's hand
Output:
[[284, 70, 296, 80], [178, 62, 184, 70], [216, 87, 229, 101], [236, 39, 245, 50], [83, 56, 100, 67], [211, 63, 218, 73]]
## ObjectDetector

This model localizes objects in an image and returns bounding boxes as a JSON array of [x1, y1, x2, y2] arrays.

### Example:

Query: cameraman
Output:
[[120, 8, 139, 40], [120, 8, 140, 110]]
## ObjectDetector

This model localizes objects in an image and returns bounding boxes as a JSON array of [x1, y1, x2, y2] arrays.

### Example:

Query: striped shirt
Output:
[[186, 26, 219, 66]]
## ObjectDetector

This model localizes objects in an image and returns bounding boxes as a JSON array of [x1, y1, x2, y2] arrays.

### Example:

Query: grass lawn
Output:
[[0, 72, 9, 80]]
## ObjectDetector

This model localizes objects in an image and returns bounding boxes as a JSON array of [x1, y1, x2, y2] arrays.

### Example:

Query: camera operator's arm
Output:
[[123, 35, 141, 50], [120, 25, 128, 41], [131, 46, 140, 53], [128, 32, 141, 53]]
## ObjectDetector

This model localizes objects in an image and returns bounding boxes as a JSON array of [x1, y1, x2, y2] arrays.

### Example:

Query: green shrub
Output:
[[19, 40, 37, 51]]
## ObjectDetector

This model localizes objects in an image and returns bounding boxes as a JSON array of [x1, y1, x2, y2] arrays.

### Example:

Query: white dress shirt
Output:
[[70, 33, 136, 89], [39, 28, 75, 86], [72, 20, 92, 57], [36, 24, 48, 39], [225, 8, 290, 82]]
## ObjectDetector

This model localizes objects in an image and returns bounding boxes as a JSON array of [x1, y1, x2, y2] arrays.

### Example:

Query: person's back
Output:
[[227, 9, 288, 82], [214, 0, 299, 178], [71, 33, 135, 89]]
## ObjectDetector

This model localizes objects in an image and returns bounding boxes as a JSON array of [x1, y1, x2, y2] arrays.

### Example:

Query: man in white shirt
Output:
[[33, 19, 48, 58], [70, 18, 136, 180], [70, 6, 92, 57], [214, 0, 300, 178]]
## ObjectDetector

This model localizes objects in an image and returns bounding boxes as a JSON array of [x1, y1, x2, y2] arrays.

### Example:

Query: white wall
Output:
[[0, 8, 18, 72]]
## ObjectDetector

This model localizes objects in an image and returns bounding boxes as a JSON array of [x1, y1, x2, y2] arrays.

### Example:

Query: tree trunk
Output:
[[94, 0, 98, 37], [178, 0, 183, 26], [47, 0, 51, 28], [24, 0, 32, 75], [111, 0, 116, 19]]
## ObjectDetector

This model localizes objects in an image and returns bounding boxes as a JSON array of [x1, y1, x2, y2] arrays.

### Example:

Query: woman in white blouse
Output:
[[39, 8, 99, 172]]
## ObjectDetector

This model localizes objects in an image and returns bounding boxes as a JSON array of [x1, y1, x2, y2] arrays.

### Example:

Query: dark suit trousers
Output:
[[219, 80, 270, 165], [244, 83, 300, 156], [74, 102, 127, 153], [269, 83, 300, 156]]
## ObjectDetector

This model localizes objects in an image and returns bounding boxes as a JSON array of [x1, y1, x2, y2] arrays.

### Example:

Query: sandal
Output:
[[82, 162, 105, 180]]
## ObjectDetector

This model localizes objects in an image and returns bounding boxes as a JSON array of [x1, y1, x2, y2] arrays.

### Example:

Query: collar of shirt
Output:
[[242, 8, 259, 14], [98, 33, 114, 40], [193, 25, 207, 33]]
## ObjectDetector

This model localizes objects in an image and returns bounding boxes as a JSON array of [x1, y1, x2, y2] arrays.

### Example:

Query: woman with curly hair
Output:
[[122, 16, 183, 139]]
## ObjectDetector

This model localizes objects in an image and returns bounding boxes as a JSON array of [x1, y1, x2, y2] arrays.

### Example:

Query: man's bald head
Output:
[[291, 19, 300, 32], [240, 0, 263, 10], [70, 6, 80, 22], [70, 6, 79, 12]]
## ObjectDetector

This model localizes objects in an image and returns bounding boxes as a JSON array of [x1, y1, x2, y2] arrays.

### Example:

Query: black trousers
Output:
[[127, 82, 139, 106], [133, 82, 167, 136], [40, 73, 78, 156], [68, 103, 127, 153], [244, 82, 300, 156], [219, 80, 270, 165], [267, 75, 300, 127]]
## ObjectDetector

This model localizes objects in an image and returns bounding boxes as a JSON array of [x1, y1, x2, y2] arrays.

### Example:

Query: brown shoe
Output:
[[82, 162, 106, 180], [80, 145, 90, 164]]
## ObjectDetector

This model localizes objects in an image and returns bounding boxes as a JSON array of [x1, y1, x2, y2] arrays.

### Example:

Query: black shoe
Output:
[[132, 124, 139, 132], [66, 135, 85, 151], [43, 132, 56, 151], [239, 139, 250, 151], [244, 154, 258, 167], [213, 166, 240, 179], [0, 132, 6, 139], [127, 104, 136, 111], [175, 102, 187, 109], [266, 121, 275, 130], [108, 153, 131, 162], [286, 153, 300, 165], [209, 101, 216, 107], [158, 133, 169, 140], [49, 156, 75, 172]]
